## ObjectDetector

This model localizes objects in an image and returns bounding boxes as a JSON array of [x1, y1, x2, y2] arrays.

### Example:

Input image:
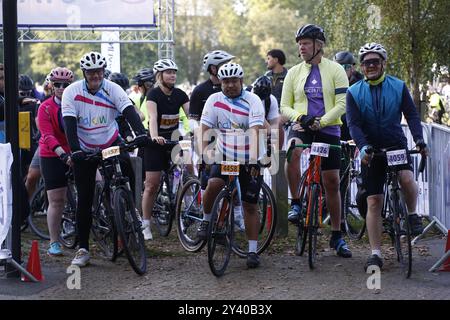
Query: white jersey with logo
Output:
[[62, 79, 131, 152], [201, 90, 265, 162]]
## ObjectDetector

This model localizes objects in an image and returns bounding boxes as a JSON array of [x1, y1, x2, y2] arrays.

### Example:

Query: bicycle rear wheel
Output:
[[207, 189, 233, 277], [153, 173, 174, 237], [343, 173, 366, 240], [308, 184, 320, 270], [28, 184, 50, 240], [91, 181, 118, 261], [176, 178, 205, 252], [232, 181, 277, 258], [113, 187, 147, 275]]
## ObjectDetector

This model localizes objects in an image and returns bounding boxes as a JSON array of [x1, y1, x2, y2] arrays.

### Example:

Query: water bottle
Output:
[[172, 168, 181, 194]]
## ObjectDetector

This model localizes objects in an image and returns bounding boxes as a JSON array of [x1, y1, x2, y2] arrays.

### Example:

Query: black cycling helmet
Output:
[[252, 76, 271, 100], [104, 69, 112, 79], [109, 72, 130, 91], [334, 51, 356, 65], [18, 74, 34, 91], [295, 24, 326, 43], [132, 67, 155, 85]]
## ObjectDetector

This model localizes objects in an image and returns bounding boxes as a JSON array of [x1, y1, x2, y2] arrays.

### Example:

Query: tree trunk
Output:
[[409, 0, 421, 109]]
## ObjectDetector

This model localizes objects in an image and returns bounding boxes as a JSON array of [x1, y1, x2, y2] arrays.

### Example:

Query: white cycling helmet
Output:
[[217, 63, 244, 80], [202, 50, 235, 72], [358, 42, 387, 62], [153, 59, 178, 73], [80, 51, 107, 70]]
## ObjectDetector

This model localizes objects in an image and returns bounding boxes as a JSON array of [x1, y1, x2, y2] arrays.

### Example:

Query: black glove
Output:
[[133, 134, 148, 148], [416, 139, 427, 151], [59, 153, 70, 165], [299, 115, 316, 130], [71, 150, 87, 163]]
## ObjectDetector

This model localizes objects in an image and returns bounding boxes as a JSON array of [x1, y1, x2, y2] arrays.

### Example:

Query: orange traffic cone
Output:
[[21, 240, 44, 282], [439, 230, 450, 272]]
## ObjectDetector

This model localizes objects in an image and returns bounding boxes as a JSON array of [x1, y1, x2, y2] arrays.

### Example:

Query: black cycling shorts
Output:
[[41, 156, 69, 190], [287, 130, 341, 171], [144, 143, 175, 172], [209, 164, 262, 204], [361, 148, 413, 196]]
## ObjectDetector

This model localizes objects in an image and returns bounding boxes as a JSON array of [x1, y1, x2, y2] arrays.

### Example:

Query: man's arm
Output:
[[122, 104, 146, 136], [280, 70, 302, 122], [346, 91, 368, 150], [400, 84, 423, 143], [320, 65, 349, 127]]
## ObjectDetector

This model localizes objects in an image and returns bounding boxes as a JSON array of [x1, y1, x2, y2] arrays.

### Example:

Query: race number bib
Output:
[[386, 149, 408, 166], [102, 146, 120, 160], [160, 114, 179, 129], [221, 161, 240, 176], [310, 143, 330, 158]]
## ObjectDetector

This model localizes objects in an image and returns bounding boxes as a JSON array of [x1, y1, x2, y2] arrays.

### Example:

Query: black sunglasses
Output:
[[53, 82, 70, 89], [361, 59, 382, 67]]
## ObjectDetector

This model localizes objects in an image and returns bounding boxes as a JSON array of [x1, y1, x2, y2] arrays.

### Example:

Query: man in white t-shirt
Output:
[[198, 63, 266, 269], [62, 51, 147, 267]]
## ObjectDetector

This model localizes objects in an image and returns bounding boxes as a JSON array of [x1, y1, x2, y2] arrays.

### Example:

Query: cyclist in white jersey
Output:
[[62, 51, 148, 267], [199, 63, 266, 268]]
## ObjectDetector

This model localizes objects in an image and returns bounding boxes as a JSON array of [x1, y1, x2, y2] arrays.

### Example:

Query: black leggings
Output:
[[73, 151, 135, 251]]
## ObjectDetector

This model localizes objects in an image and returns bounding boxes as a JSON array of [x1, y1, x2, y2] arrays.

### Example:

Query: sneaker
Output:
[[364, 254, 383, 271], [246, 252, 260, 268], [47, 242, 63, 256], [408, 214, 423, 236], [71, 248, 90, 267], [197, 220, 209, 240], [330, 237, 352, 258], [234, 207, 246, 232], [287, 204, 302, 223], [142, 220, 153, 241]]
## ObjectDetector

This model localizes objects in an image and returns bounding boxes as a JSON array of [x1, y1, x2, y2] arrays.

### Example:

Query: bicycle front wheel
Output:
[[28, 184, 50, 240], [176, 178, 205, 252], [308, 184, 320, 270], [91, 181, 118, 261], [153, 174, 174, 237], [60, 183, 78, 249], [207, 189, 233, 277], [113, 187, 147, 275], [343, 173, 366, 240]]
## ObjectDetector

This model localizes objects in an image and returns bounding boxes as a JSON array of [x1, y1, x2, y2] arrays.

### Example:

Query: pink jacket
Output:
[[38, 97, 70, 158]]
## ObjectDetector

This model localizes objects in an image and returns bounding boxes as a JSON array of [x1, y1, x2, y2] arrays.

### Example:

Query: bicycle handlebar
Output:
[[367, 147, 427, 173], [286, 140, 341, 163]]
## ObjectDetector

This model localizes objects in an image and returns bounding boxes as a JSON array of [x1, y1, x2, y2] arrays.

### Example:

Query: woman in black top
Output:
[[141, 59, 190, 240]]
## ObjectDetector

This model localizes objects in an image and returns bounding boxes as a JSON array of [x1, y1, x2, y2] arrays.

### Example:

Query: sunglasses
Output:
[[53, 82, 70, 89], [19, 90, 33, 97], [361, 59, 382, 67], [342, 64, 353, 71]]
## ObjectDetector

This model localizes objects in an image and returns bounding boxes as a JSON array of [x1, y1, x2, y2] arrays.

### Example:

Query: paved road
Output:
[[1, 228, 449, 302]]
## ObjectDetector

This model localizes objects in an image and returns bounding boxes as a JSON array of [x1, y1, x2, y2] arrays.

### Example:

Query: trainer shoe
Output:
[[197, 220, 209, 240], [330, 237, 352, 258], [408, 214, 423, 236], [71, 248, 90, 267], [246, 252, 260, 269], [287, 204, 302, 223], [142, 220, 153, 241], [47, 242, 63, 256], [364, 254, 383, 271]]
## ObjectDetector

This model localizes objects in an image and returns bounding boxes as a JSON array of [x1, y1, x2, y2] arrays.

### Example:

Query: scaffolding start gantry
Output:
[[0, 0, 175, 60]]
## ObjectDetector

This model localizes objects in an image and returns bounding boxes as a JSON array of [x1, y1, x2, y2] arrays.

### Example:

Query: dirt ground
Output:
[[1, 222, 449, 302]]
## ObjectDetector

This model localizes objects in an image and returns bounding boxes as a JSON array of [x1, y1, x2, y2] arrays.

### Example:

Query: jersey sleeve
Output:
[[61, 85, 77, 118], [267, 95, 279, 121], [200, 95, 216, 128], [249, 94, 265, 128], [189, 85, 203, 119], [113, 84, 133, 113], [320, 64, 349, 127]]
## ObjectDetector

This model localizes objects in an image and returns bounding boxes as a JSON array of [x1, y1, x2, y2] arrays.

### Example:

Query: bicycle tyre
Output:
[[308, 184, 320, 270], [232, 182, 277, 258], [153, 173, 174, 237], [176, 178, 206, 252], [91, 181, 118, 262], [343, 173, 366, 240], [28, 184, 50, 240], [60, 182, 78, 249], [113, 187, 147, 275], [295, 171, 308, 256], [207, 189, 233, 277]]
